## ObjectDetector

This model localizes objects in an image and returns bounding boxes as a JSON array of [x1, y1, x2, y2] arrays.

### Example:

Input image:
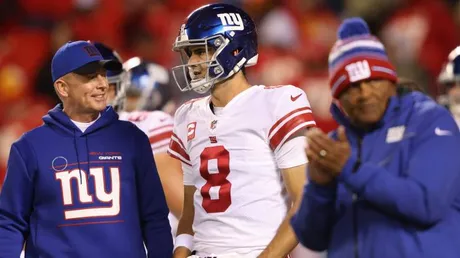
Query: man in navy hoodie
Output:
[[0, 41, 173, 257], [291, 18, 460, 258]]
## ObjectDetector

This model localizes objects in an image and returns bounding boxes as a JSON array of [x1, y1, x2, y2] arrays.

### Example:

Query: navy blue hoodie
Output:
[[291, 91, 460, 258], [0, 104, 172, 257]]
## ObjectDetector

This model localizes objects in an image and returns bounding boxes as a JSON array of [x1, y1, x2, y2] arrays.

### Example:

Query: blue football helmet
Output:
[[438, 46, 460, 87], [172, 3, 258, 94], [91, 41, 125, 108], [91, 42, 124, 88], [120, 57, 172, 112]]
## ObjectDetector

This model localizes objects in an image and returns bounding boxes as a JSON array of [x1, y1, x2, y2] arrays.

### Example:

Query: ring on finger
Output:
[[319, 149, 327, 158]]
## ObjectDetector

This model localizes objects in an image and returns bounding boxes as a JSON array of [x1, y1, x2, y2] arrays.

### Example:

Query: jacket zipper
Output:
[[353, 137, 362, 258]]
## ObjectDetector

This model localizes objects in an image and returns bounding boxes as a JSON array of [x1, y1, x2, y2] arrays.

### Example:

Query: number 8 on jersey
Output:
[[200, 145, 231, 213]]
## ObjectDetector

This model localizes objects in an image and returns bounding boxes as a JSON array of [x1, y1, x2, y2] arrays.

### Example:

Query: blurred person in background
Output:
[[92, 41, 183, 238], [255, 0, 340, 134], [378, 0, 460, 96], [0, 41, 173, 257], [438, 46, 460, 128], [291, 18, 460, 258], [168, 3, 317, 258], [116, 55, 184, 237], [343, 0, 460, 95]]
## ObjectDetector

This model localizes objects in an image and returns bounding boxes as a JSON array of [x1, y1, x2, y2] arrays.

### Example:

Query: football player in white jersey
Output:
[[438, 46, 460, 128], [168, 4, 316, 258], [117, 57, 183, 226], [95, 41, 183, 235]]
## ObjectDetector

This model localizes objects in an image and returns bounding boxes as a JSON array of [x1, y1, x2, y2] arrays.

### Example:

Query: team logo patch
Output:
[[187, 122, 197, 142], [83, 45, 100, 57], [386, 126, 405, 143], [209, 136, 218, 143], [210, 120, 218, 130], [345, 60, 371, 82], [52, 156, 68, 172], [217, 13, 244, 31]]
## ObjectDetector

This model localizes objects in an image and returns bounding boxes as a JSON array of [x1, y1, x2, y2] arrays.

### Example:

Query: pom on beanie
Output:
[[337, 17, 370, 40]]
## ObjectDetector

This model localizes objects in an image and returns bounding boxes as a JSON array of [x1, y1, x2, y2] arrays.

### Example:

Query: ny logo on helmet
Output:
[[217, 13, 244, 31]]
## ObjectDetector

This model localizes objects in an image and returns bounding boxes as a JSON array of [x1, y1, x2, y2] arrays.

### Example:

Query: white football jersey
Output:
[[168, 85, 316, 255], [119, 110, 178, 243], [119, 110, 174, 154]]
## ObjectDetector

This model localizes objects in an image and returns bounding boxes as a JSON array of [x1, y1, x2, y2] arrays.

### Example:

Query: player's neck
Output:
[[210, 72, 251, 108]]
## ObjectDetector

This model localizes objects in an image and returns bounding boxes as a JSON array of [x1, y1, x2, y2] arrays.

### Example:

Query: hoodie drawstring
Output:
[[73, 129, 91, 184], [85, 136, 90, 175], [73, 129, 83, 183]]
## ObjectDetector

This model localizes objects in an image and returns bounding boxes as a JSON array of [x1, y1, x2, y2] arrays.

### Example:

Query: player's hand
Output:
[[306, 126, 351, 176]]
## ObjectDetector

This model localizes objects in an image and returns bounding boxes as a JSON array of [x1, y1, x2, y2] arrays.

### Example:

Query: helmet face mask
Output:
[[107, 72, 123, 91], [171, 3, 259, 95], [172, 35, 228, 94], [90, 41, 124, 108], [439, 46, 460, 89], [108, 71, 128, 112]]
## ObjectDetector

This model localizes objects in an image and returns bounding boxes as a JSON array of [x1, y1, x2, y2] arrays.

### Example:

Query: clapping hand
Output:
[[306, 126, 351, 180]]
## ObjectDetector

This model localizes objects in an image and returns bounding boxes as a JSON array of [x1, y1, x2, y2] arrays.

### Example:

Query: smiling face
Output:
[[446, 82, 460, 104], [106, 83, 117, 104], [445, 82, 460, 117], [338, 79, 397, 126], [55, 66, 109, 115]]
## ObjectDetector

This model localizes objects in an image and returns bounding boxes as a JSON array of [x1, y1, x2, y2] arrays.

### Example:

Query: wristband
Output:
[[174, 234, 193, 252]]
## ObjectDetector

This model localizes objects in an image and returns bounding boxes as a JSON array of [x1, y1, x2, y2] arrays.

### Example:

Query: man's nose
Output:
[[357, 81, 373, 98], [188, 53, 202, 67], [96, 74, 108, 89]]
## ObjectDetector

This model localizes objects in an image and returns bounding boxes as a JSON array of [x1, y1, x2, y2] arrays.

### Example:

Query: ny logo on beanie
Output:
[[345, 60, 371, 82]]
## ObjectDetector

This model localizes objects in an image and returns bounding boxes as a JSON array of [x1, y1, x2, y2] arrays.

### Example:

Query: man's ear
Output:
[[54, 78, 69, 98]]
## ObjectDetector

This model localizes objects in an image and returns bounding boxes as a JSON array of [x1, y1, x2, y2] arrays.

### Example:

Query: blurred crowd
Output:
[[0, 0, 459, 182]]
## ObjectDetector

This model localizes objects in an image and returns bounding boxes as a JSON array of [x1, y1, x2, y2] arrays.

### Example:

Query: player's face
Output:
[[447, 82, 460, 102], [123, 95, 139, 112], [65, 68, 109, 113], [339, 79, 396, 126], [186, 46, 216, 82], [446, 82, 460, 113], [107, 83, 117, 104]]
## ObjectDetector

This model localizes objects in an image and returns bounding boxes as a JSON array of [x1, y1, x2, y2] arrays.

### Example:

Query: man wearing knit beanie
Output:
[[291, 17, 460, 258], [328, 17, 398, 127]]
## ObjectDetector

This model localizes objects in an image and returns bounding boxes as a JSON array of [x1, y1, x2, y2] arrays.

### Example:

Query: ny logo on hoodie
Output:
[[55, 167, 120, 220]]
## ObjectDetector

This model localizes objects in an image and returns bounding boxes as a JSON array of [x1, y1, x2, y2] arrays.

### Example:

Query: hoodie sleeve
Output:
[[338, 107, 460, 226], [134, 129, 173, 257], [0, 141, 35, 257], [291, 176, 337, 252]]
